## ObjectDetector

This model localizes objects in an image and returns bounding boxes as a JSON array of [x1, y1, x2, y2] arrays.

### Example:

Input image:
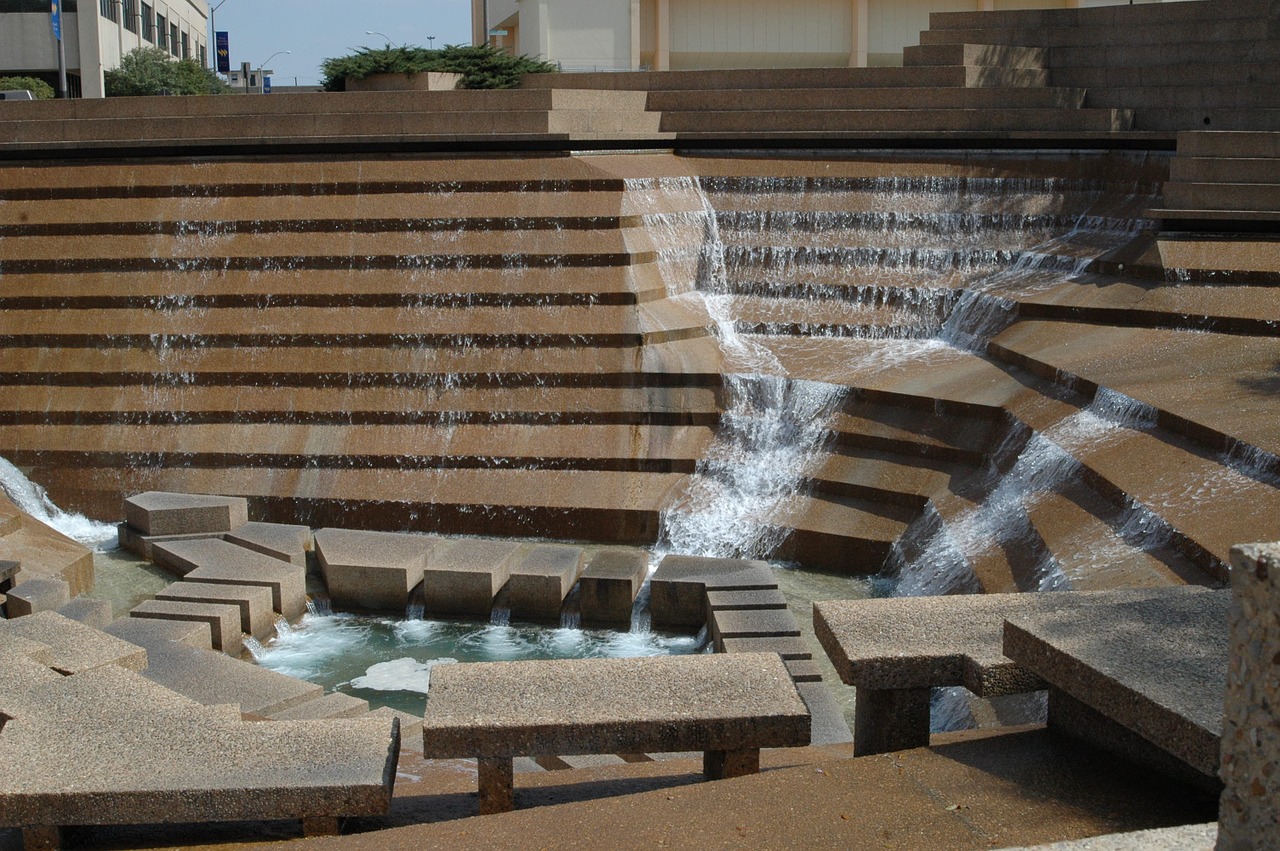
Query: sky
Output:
[[211, 0, 474, 88]]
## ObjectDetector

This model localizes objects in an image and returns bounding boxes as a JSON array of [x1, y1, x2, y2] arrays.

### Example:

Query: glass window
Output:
[[181, 32, 189, 60], [140, 2, 153, 41], [155, 13, 166, 49], [199, 44, 206, 67], [98, 0, 118, 23], [122, 0, 136, 33], [170, 23, 179, 56]]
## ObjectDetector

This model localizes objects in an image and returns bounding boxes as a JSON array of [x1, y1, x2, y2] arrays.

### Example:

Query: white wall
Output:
[[535, 0, 635, 70], [669, 0, 853, 69], [0, 13, 82, 70], [867, 0, 970, 66]]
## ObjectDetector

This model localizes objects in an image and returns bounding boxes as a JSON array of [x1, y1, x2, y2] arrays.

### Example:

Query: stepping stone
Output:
[[107, 619, 321, 716], [650, 555, 777, 628], [107, 615, 212, 650], [718, 635, 814, 660], [1003, 589, 1230, 780], [225, 522, 311, 566], [5, 577, 70, 618], [422, 538, 522, 617], [154, 581, 276, 639], [124, 491, 248, 536], [316, 528, 439, 614], [0, 611, 147, 674], [118, 525, 226, 561], [367, 706, 423, 744], [505, 544, 585, 622], [709, 608, 802, 643], [153, 539, 307, 620], [268, 692, 370, 721], [57, 597, 113, 629], [795, 680, 854, 746], [130, 599, 244, 656], [578, 548, 649, 627], [784, 658, 824, 683], [705, 588, 788, 612], [0, 559, 19, 589]]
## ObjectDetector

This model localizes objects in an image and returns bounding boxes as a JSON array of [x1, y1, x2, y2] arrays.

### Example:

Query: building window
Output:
[[199, 44, 206, 67], [0, 1, 78, 9], [140, 2, 153, 41], [181, 32, 189, 60], [170, 23, 179, 56], [98, 0, 118, 23], [156, 13, 166, 50], [122, 0, 136, 33]]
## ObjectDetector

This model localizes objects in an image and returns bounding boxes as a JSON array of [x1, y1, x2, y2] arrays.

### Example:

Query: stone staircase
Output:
[[1151, 130, 1280, 232]]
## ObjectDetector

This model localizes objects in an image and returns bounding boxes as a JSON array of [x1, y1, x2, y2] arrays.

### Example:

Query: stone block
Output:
[[505, 544, 585, 622], [421, 538, 521, 617], [154, 538, 307, 621], [705, 587, 788, 614], [718, 635, 813, 660], [1003, 589, 1229, 779], [224, 521, 312, 566], [708, 608, 801, 643], [784, 658, 824, 683], [118, 524, 224, 562], [316, 528, 438, 614], [106, 615, 213, 650], [578, 548, 649, 627], [0, 559, 19, 590], [154, 581, 277, 639], [0, 632, 55, 667], [124, 491, 248, 536], [57, 597, 113, 629], [130, 599, 245, 656], [5, 578, 70, 618], [650, 555, 777, 629], [0, 611, 147, 674], [368, 706, 424, 745], [1218, 543, 1280, 850]]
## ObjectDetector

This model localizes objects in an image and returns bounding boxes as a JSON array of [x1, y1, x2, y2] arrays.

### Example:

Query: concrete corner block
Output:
[[579, 548, 649, 627], [0, 611, 147, 674], [422, 538, 522, 617], [57, 597, 114, 630], [224, 522, 312, 566], [1219, 543, 1280, 850], [316, 528, 437, 614], [155, 581, 276, 639], [155, 538, 308, 621], [5, 578, 71, 618], [650, 555, 776, 629], [124, 491, 248, 536], [505, 544, 585, 622], [130, 599, 245, 656]]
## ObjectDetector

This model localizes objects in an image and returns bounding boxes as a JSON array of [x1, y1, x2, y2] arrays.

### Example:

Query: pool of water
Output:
[[248, 613, 704, 716]]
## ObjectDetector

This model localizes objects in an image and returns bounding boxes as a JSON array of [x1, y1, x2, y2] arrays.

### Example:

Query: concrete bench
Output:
[[421, 652, 810, 814], [814, 587, 1208, 756]]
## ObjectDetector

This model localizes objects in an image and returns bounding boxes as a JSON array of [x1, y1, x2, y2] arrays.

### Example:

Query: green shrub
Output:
[[105, 47, 230, 97], [320, 43, 557, 92], [0, 76, 55, 99]]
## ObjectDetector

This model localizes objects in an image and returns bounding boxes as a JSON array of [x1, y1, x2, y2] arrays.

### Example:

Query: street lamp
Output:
[[427, 35, 436, 49], [251, 50, 290, 93], [209, 0, 234, 72], [365, 30, 401, 48]]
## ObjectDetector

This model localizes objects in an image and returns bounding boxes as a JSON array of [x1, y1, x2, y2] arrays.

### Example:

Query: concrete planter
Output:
[[345, 71, 462, 92]]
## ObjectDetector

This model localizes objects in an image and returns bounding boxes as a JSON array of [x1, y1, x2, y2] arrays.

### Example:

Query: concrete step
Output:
[[1132, 109, 1280, 134], [153, 580, 278, 639], [650, 86, 1086, 112], [1049, 39, 1280, 72], [1169, 156, 1280, 186], [1052, 62, 1280, 90], [661, 108, 1134, 134], [1177, 130, 1280, 159], [0, 611, 147, 675], [150, 538, 309, 621], [929, 0, 1270, 32], [808, 449, 969, 510], [920, 19, 1269, 49], [0, 508, 95, 597], [105, 616, 322, 715], [504, 543, 586, 622], [523, 64, 1029, 91], [1162, 182, 1280, 212], [902, 43, 1048, 70], [129, 598, 245, 655], [224, 521, 311, 566], [267, 691, 370, 720], [774, 493, 913, 574]]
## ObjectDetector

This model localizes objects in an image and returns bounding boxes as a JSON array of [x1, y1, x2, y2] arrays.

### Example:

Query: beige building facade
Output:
[[473, 0, 1186, 71], [0, 0, 209, 98]]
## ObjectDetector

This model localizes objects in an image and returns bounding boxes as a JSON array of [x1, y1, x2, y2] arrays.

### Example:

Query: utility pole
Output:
[[51, 0, 68, 98]]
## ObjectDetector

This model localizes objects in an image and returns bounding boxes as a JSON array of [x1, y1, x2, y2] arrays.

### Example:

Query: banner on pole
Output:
[[50, 0, 61, 41], [216, 31, 230, 73]]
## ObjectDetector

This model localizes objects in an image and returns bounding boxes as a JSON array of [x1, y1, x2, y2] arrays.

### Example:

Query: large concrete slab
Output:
[[106, 618, 321, 716], [0, 664, 399, 830], [316, 528, 438, 614], [505, 544, 585, 622], [0, 611, 146, 674], [3, 578, 70, 618], [124, 491, 248, 536], [422, 652, 810, 759], [1002, 589, 1230, 778], [421, 537, 521, 617], [578, 547, 649, 627], [154, 538, 307, 620]]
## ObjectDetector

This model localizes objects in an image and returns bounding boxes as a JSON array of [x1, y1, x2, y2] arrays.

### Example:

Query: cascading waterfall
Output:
[[0, 456, 119, 548]]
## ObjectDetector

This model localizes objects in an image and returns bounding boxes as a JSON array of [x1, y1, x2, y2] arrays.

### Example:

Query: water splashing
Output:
[[0, 457, 118, 548]]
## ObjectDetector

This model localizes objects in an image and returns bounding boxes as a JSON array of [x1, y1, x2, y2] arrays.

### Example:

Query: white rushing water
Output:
[[0, 457, 119, 548]]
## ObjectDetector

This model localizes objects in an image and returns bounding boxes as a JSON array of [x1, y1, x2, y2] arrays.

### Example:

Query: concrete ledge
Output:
[[0, 611, 146, 674], [650, 555, 776, 629], [124, 491, 248, 536], [316, 528, 438, 614], [505, 544, 585, 622], [56, 597, 113, 629], [154, 539, 308, 621], [578, 548, 648, 627], [154, 581, 277, 639], [421, 538, 521, 617], [4, 578, 70, 618], [224, 521, 312, 566], [130, 599, 245, 655]]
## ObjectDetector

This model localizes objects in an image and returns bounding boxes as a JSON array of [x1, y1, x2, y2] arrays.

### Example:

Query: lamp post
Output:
[[209, 0, 234, 72], [365, 30, 400, 48], [253, 49, 290, 93], [427, 35, 436, 49]]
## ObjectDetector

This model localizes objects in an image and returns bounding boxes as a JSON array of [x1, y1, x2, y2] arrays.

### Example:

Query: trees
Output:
[[105, 47, 230, 97], [0, 76, 55, 99], [321, 44, 558, 92]]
